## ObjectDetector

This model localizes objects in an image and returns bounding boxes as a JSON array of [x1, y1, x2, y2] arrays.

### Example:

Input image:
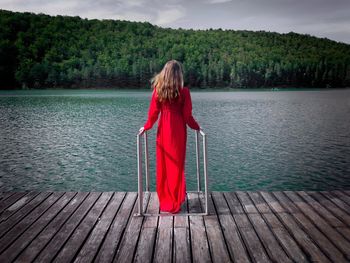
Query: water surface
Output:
[[0, 89, 349, 191]]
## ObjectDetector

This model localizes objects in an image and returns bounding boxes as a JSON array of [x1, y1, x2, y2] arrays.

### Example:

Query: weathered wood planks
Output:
[[0, 190, 349, 262]]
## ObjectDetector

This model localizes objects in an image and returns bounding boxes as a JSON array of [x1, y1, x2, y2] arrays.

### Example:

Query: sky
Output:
[[1, 0, 350, 44]]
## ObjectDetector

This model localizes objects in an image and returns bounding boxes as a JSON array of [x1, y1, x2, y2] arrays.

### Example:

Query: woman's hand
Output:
[[139, 126, 145, 134]]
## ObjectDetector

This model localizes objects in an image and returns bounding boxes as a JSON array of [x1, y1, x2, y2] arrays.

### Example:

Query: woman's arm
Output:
[[143, 89, 160, 130], [183, 88, 200, 130]]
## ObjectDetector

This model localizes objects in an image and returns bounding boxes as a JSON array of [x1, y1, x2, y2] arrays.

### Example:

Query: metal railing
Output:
[[135, 129, 209, 216]]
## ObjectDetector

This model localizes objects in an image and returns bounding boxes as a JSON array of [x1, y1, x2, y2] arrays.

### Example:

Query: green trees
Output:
[[0, 9, 349, 89]]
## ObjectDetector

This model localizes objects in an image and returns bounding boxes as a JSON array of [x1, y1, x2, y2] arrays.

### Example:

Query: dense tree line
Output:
[[1, 9, 350, 89]]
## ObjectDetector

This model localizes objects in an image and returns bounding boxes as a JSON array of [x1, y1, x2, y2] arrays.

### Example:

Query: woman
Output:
[[139, 60, 200, 213]]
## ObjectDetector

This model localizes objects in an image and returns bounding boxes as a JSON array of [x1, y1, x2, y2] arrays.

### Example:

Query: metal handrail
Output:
[[136, 129, 209, 216]]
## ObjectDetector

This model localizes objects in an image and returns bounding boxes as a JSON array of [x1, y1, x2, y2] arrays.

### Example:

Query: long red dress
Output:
[[144, 87, 200, 213]]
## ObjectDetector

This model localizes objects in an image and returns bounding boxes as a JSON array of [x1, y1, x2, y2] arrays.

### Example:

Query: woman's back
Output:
[[156, 87, 199, 130], [158, 87, 185, 112]]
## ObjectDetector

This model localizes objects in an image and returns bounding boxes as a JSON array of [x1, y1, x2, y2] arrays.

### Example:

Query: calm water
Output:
[[0, 89, 349, 191]]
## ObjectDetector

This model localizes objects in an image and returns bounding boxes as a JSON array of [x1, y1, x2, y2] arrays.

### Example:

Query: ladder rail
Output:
[[136, 129, 208, 216]]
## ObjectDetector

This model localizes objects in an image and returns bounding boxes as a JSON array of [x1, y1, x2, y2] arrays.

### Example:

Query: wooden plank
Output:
[[0, 190, 348, 263], [158, 213, 173, 227], [272, 192, 299, 213], [211, 192, 250, 263], [233, 213, 251, 228], [0, 192, 76, 262], [227, 193, 270, 263], [199, 192, 231, 263], [253, 192, 308, 262], [247, 192, 271, 213], [260, 191, 285, 213], [0, 192, 62, 254], [134, 192, 160, 263], [285, 191, 350, 259], [263, 213, 308, 263], [248, 192, 307, 262], [143, 192, 160, 228], [73, 192, 126, 263], [173, 228, 191, 263], [261, 213, 284, 229], [113, 192, 150, 263], [285, 191, 330, 227], [324, 191, 350, 212], [264, 192, 331, 262], [223, 192, 245, 214], [297, 191, 344, 227], [153, 201, 174, 263], [277, 212, 331, 263], [278, 192, 346, 262], [133, 227, 157, 262], [0, 192, 51, 237], [248, 213, 292, 262], [336, 190, 350, 205], [173, 194, 191, 263], [236, 191, 258, 213], [0, 192, 15, 202], [212, 192, 230, 214], [0, 191, 39, 223], [233, 219, 271, 263], [134, 228, 157, 263], [188, 192, 203, 214], [53, 192, 113, 263], [174, 195, 188, 228], [291, 213, 346, 262], [338, 227, 350, 242], [0, 192, 28, 214], [94, 192, 137, 263], [308, 191, 350, 227], [15, 192, 89, 263], [34, 192, 102, 262], [188, 192, 211, 263], [154, 228, 172, 263], [236, 192, 291, 262]]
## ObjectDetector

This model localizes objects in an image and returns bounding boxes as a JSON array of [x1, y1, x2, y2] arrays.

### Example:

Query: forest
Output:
[[1, 9, 350, 89]]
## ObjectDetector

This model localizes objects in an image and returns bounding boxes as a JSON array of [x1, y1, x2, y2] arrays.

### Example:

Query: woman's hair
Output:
[[151, 60, 184, 102]]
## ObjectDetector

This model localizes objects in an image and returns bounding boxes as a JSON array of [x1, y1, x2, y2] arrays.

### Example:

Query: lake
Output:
[[0, 89, 349, 191]]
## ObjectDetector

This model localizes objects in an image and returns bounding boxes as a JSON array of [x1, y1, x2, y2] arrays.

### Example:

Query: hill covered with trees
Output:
[[1, 9, 350, 89]]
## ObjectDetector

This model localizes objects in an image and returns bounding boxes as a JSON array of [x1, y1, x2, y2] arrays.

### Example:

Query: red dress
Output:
[[144, 87, 200, 213]]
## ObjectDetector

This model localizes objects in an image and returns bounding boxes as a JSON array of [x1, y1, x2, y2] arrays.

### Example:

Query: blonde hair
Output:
[[151, 60, 184, 102]]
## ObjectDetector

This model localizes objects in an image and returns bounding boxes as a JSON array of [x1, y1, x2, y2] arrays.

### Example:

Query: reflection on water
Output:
[[0, 89, 349, 191]]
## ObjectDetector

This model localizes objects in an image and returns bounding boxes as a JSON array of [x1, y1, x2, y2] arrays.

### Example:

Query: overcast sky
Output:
[[1, 0, 350, 44]]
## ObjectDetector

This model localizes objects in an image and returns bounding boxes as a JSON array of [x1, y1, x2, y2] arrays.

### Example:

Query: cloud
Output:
[[0, 0, 349, 43], [122, 0, 146, 7], [0, 0, 186, 25], [110, 11, 153, 22], [207, 0, 232, 4], [0, 0, 81, 16], [155, 6, 186, 25]]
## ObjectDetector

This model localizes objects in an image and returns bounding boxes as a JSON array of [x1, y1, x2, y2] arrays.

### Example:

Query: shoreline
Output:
[[0, 86, 350, 93]]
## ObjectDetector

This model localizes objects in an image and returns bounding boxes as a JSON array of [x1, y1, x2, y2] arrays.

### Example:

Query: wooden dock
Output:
[[0, 191, 350, 262]]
